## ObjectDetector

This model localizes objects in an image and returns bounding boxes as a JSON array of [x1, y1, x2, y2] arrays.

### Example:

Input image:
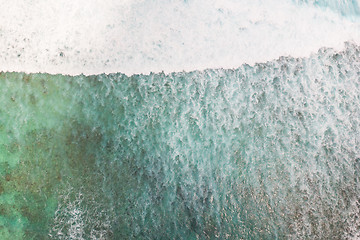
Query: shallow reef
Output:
[[1, 44, 360, 239]]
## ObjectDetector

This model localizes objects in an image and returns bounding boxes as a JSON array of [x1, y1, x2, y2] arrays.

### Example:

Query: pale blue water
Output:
[[298, 0, 360, 16]]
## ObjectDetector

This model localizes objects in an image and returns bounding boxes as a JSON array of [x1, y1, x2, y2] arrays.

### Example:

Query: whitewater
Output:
[[0, 0, 360, 75], [1, 0, 360, 239]]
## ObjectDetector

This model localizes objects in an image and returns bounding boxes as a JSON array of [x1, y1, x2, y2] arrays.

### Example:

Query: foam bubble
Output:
[[0, 0, 360, 75]]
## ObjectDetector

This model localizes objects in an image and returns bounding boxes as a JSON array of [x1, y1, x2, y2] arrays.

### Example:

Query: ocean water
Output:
[[294, 0, 360, 16], [1, 44, 360, 239], [2, 0, 360, 239]]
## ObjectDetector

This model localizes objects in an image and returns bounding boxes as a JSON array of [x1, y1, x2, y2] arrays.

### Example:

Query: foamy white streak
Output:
[[0, 0, 360, 75]]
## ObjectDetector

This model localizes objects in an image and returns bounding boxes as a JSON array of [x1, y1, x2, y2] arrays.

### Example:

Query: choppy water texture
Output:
[[1, 44, 360, 239]]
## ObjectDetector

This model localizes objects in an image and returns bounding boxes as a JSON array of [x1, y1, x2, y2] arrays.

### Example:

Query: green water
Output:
[[1, 45, 360, 239]]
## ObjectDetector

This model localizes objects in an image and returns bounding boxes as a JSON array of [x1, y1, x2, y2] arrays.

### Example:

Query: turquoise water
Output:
[[1, 44, 360, 239]]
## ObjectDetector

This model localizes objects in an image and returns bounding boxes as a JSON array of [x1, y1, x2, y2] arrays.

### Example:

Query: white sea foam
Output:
[[0, 0, 360, 75]]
